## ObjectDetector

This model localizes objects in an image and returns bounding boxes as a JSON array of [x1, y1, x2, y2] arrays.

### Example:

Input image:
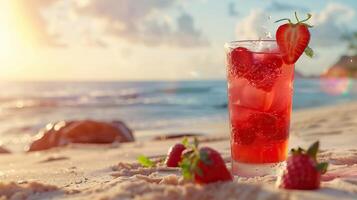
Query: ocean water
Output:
[[1, 79, 357, 150]]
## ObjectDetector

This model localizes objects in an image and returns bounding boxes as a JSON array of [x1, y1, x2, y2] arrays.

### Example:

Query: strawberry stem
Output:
[[294, 11, 300, 23], [299, 13, 312, 23], [276, 12, 313, 26], [275, 18, 292, 24]]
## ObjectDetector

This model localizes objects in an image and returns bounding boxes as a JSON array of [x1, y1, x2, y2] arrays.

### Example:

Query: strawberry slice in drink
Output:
[[228, 46, 284, 92], [227, 47, 253, 77], [245, 52, 283, 91], [228, 47, 283, 111]]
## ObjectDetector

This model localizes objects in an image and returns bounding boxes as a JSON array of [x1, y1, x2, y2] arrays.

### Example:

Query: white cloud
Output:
[[12, 0, 208, 48], [235, 9, 271, 40], [310, 3, 355, 47], [75, 0, 174, 26], [75, 0, 208, 47]]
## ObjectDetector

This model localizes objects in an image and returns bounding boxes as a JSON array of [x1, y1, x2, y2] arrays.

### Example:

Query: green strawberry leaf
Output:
[[298, 147, 304, 153], [291, 141, 329, 175], [178, 137, 202, 181], [182, 137, 199, 150], [199, 151, 212, 165], [180, 158, 193, 180], [307, 141, 319, 160], [137, 155, 155, 168], [291, 147, 304, 155], [316, 162, 328, 174], [304, 46, 314, 58], [182, 170, 192, 180], [194, 167, 203, 177], [158, 157, 165, 165], [193, 137, 199, 149], [191, 151, 200, 171], [179, 150, 198, 181], [182, 137, 189, 148]]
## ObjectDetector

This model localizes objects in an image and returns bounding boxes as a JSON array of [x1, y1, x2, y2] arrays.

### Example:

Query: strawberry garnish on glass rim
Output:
[[275, 12, 314, 64]]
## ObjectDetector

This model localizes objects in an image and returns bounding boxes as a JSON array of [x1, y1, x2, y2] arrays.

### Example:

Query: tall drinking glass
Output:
[[225, 40, 294, 176]]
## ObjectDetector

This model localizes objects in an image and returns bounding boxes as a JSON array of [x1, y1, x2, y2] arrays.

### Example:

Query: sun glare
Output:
[[0, 2, 17, 56], [0, 28, 15, 56]]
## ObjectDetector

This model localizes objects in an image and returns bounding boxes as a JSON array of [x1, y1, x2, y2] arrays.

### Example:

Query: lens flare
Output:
[[320, 67, 353, 96], [320, 78, 352, 96]]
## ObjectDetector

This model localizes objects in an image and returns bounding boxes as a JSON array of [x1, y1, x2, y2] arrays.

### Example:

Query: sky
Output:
[[0, 0, 356, 81]]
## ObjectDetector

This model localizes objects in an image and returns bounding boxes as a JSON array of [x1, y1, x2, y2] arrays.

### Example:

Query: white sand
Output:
[[0, 103, 357, 199]]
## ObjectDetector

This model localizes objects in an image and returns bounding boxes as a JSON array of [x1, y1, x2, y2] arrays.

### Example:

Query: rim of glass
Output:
[[224, 39, 277, 50]]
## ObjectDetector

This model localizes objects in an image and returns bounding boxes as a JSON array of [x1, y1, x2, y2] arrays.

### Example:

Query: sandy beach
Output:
[[0, 102, 357, 200]]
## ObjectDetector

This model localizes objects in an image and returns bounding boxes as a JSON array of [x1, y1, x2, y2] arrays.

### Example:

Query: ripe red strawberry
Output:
[[245, 53, 283, 91], [228, 47, 253, 77], [165, 143, 186, 167], [228, 47, 282, 92], [231, 123, 256, 145], [180, 138, 232, 184], [275, 12, 314, 64], [194, 147, 233, 184], [232, 112, 288, 145], [278, 141, 328, 190]]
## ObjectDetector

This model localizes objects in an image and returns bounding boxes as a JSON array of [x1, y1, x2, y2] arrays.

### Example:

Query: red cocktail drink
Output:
[[225, 40, 294, 176]]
